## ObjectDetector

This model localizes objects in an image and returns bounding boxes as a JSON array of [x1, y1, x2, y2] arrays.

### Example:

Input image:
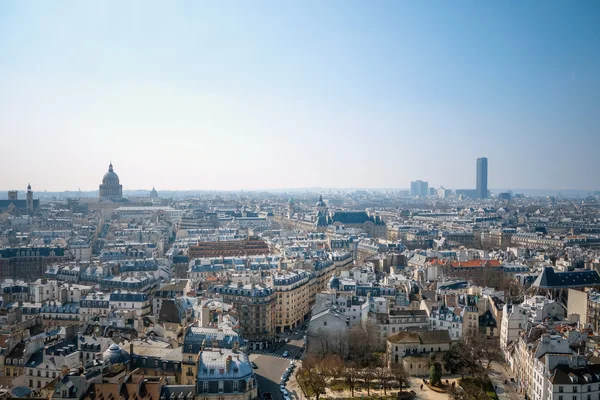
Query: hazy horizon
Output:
[[1, 1, 599, 191]]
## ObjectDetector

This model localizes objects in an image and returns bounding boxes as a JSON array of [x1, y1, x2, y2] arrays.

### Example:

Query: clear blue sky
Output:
[[0, 1, 598, 191]]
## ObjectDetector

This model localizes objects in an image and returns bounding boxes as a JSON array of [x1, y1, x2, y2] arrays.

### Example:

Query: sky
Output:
[[0, 1, 599, 192]]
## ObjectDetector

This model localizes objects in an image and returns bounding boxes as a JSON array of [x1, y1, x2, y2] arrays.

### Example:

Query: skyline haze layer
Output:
[[1, 1, 599, 191]]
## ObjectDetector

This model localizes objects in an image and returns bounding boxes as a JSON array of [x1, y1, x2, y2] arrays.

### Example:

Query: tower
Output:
[[476, 157, 488, 199], [287, 199, 295, 219], [26, 183, 33, 215], [315, 195, 327, 216]]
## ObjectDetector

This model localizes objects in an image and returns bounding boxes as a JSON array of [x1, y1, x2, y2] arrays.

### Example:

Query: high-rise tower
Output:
[[476, 157, 488, 199]]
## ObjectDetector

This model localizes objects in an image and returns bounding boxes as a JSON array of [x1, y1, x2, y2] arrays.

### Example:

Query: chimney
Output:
[[226, 355, 232, 372], [130, 342, 134, 356]]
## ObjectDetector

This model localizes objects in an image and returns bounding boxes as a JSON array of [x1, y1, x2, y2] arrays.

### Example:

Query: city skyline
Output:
[[1, 2, 599, 191], [2, 157, 600, 195]]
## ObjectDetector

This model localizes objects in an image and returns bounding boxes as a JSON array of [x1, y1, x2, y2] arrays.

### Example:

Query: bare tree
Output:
[[481, 337, 503, 374], [343, 362, 360, 397], [347, 319, 380, 366], [389, 361, 410, 393], [360, 368, 377, 396], [454, 330, 484, 378], [374, 353, 394, 395], [297, 366, 326, 400]]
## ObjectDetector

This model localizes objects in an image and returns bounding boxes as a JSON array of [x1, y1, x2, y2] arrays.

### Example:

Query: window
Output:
[[233, 381, 239, 392], [203, 382, 208, 393], [575, 387, 578, 393], [323, 322, 327, 326], [559, 386, 563, 393]]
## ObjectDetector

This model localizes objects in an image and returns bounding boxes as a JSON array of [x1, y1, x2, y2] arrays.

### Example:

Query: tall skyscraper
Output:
[[410, 180, 429, 197], [476, 157, 488, 199]]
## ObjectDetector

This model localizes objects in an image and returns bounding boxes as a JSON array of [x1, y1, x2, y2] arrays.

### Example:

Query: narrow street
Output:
[[488, 362, 521, 400]]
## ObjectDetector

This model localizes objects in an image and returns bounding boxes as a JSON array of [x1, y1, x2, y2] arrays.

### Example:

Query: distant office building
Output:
[[437, 187, 452, 198], [476, 157, 488, 199], [410, 180, 428, 197], [429, 188, 436, 196], [455, 189, 477, 199], [498, 192, 512, 201]]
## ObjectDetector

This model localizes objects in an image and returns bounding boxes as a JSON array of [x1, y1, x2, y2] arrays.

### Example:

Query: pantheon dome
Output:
[[99, 162, 123, 201]]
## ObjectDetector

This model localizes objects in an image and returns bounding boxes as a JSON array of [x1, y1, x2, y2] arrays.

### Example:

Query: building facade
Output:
[[210, 283, 276, 350], [272, 270, 310, 333]]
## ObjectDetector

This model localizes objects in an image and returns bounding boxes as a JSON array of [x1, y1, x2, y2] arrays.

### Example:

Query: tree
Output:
[[346, 320, 380, 366], [443, 346, 467, 376], [343, 362, 360, 397], [375, 366, 393, 395], [429, 362, 443, 386], [454, 331, 485, 378], [457, 331, 503, 384], [360, 368, 376, 396], [480, 337, 503, 373], [303, 354, 344, 387], [297, 367, 327, 400], [322, 354, 345, 381], [389, 361, 410, 393], [427, 352, 437, 368]]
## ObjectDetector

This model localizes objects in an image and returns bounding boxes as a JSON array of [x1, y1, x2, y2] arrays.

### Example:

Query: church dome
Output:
[[316, 195, 326, 207], [150, 187, 158, 198], [102, 163, 120, 184], [103, 343, 130, 365]]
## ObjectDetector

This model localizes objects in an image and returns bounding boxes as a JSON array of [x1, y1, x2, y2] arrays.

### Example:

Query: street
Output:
[[250, 329, 306, 400]]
